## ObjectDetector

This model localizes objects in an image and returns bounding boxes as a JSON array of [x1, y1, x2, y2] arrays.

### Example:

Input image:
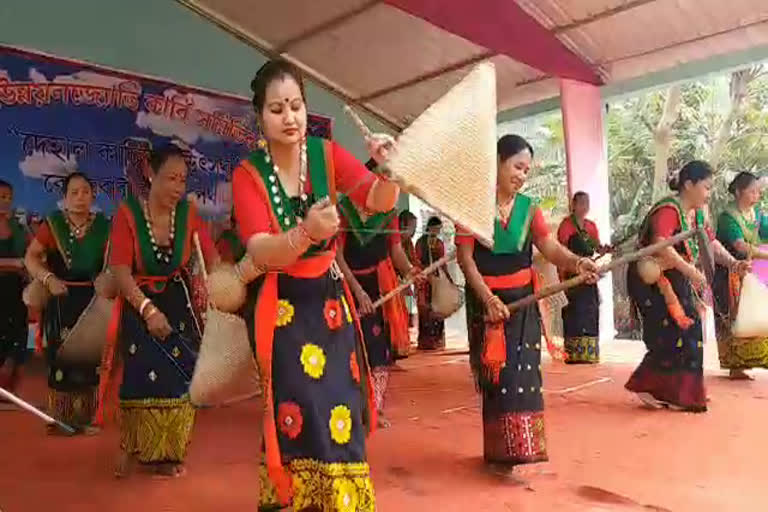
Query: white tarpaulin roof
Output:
[[178, 0, 768, 130]]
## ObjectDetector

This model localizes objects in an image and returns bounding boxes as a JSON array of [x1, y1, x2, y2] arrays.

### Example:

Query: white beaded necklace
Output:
[[142, 199, 176, 264], [264, 140, 308, 224]]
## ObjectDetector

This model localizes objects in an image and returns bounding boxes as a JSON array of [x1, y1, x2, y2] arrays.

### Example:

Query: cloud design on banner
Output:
[[19, 151, 78, 179], [28, 68, 136, 89]]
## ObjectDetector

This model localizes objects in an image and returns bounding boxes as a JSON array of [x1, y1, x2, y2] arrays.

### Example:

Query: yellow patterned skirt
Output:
[[48, 388, 98, 428], [259, 459, 375, 512], [718, 336, 768, 370], [120, 397, 195, 464]]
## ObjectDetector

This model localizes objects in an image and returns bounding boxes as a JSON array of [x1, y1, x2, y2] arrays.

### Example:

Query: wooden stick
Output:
[[503, 228, 700, 314], [343, 105, 373, 139], [0, 387, 76, 434], [193, 232, 216, 310], [193, 232, 209, 282], [371, 252, 455, 309]]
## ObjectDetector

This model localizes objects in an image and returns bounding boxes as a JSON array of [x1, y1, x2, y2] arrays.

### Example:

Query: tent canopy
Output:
[[178, 0, 768, 130]]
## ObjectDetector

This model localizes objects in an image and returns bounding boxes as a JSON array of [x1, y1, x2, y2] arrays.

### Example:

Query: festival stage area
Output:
[[1, 339, 766, 511]]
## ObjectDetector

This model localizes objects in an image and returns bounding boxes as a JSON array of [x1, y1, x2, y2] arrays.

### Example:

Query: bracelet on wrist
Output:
[[574, 257, 587, 273], [138, 298, 151, 317], [143, 304, 158, 320], [296, 223, 319, 245], [41, 271, 53, 286]]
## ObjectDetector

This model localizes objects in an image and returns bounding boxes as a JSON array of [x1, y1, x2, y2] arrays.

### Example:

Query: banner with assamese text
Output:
[[0, 45, 332, 225]]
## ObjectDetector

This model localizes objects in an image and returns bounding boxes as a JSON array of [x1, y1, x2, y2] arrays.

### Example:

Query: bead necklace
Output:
[[497, 195, 515, 223], [64, 211, 93, 239], [264, 140, 309, 224], [143, 199, 176, 264], [63, 211, 94, 266]]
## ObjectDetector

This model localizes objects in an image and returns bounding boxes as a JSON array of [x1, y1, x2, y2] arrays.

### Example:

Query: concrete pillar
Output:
[[559, 78, 615, 343]]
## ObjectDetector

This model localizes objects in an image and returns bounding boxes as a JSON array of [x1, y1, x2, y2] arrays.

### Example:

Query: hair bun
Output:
[[668, 175, 680, 191]]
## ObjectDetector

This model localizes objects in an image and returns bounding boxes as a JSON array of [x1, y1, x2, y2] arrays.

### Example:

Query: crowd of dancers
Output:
[[1, 57, 767, 511]]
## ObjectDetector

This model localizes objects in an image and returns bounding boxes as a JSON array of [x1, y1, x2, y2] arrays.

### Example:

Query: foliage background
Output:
[[499, 67, 768, 337]]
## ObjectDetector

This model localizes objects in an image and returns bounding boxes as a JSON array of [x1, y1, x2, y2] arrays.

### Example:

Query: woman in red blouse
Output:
[[335, 205, 414, 429], [232, 59, 398, 511], [457, 135, 598, 479], [25, 173, 109, 434], [0, 180, 29, 400], [415, 216, 449, 349], [625, 161, 747, 412], [556, 192, 610, 363], [102, 145, 218, 477]]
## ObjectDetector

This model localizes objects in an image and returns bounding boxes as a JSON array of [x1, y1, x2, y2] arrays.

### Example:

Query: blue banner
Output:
[[0, 45, 333, 226]]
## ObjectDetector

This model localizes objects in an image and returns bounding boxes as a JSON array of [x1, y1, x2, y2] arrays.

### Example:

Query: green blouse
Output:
[[717, 206, 768, 247]]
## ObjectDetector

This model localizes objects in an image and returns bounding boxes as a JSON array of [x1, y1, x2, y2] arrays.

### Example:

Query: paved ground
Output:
[[1, 336, 766, 511]]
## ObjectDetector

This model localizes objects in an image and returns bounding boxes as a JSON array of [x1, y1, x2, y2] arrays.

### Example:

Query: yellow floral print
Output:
[[334, 478, 359, 512], [329, 405, 352, 445], [301, 344, 326, 379], [276, 299, 295, 327]]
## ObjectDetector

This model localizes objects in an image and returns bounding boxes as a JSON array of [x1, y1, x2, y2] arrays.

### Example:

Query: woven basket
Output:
[[387, 62, 497, 247], [732, 273, 768, 338], [94, 271, 118, 300], [207, 264, 248, 313], [429, 269, 462, 319], [57, 294, 113, 366], [22, 279, 50, 310], [190, 308, 261, 407]]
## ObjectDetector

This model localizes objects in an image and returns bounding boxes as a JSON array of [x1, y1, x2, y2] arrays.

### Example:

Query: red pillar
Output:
[[560, 78, 614, 342]]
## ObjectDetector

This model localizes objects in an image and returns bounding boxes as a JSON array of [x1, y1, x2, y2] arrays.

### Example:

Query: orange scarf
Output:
[[481, 268, 566, 384], [376, 258, 410, 357]]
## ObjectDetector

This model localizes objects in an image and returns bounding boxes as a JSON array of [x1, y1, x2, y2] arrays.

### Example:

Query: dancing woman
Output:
[[25, 172, 109, 434], [625, 161, 747, 412], [415, 216, 448, 350], [104, 145, 219, 477], [232, 59, 398, 511], [457, 135, 598, 478], [336, 203, 415, 428], [713, 171, 768, 380], [0, 180, 29, 398], [556, 192, 609, 363]]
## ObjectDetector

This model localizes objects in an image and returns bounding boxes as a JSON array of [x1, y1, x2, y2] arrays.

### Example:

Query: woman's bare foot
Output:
[[152, 463, 186, 478], [377, 413, 391, 429], [82, 425, 101, 436], [390, 363, 407, 373], [114, 451, 133, 479], [635, 392, 663, 409], [486, 463, 528, 485], [729, 369, 754, 381]]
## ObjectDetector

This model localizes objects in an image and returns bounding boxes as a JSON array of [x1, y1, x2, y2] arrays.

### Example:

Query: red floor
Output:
[[2, 344, 767, 511]]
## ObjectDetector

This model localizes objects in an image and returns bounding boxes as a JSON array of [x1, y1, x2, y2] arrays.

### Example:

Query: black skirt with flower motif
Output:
[[243, 272, 375, 512]]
